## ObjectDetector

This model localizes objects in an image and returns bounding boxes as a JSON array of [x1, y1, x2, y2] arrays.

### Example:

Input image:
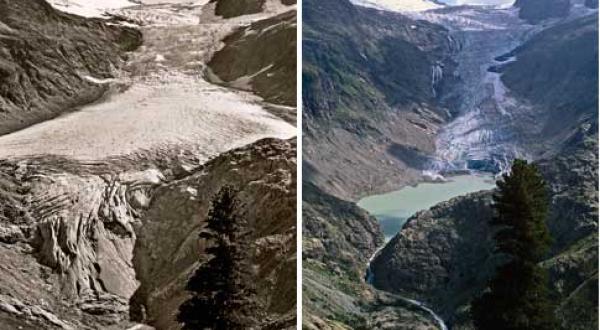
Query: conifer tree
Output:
[[472, 159, 557, 330], [178, 185, 262, 330]]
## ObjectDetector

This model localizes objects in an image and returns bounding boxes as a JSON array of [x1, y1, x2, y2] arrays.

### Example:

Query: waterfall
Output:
[[431, 62, 444, 97]]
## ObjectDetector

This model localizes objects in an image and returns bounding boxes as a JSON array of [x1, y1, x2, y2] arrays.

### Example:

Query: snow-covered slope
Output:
[[47, 0, 138, 18], [351, 0, 443, 12]]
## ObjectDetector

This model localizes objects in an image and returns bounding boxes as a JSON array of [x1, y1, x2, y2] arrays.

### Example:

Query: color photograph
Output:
[[302, 0, 599, 329]]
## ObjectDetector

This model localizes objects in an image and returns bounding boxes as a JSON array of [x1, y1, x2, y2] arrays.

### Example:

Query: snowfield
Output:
[[1, 1, 296, 161], [351, 0, 443, 12], [47, 0, 138, 18]]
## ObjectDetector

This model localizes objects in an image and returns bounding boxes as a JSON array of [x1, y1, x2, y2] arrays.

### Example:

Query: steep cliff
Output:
[[208, 9, 297, 108], [500, 14, 598, 157]]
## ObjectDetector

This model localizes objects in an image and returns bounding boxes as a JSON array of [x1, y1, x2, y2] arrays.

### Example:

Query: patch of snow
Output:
[[422, 170, 447, 181], [185, 186, 198, 197], [441, 0, 514, 6], [119, 169, 165, 184], [82, 75, 117, 84], [47, 0, 138, 18], [229, 64, 274, 90], [351, 0, 443, 12], [106, 21, 140, 28]]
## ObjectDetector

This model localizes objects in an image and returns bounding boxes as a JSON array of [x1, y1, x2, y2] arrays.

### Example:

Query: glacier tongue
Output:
[[423, 6, 534, 175]]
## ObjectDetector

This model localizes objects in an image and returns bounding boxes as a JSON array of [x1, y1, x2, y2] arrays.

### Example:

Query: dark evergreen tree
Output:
[[178, 185, 262, 330], [472, 159, 557, 330]]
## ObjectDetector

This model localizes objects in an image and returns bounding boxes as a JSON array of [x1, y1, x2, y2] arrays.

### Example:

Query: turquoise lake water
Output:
[[358, 175, 496, 240]]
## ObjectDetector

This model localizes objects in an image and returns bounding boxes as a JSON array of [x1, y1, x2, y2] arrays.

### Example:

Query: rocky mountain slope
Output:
[[500, 13, 598, 157], [303, 0, 457, 199], [210, 0, 296, 18], [208, 8, 297, 108], [303, 183, 440, 329], [0, 0, 141, 136], [515, 0, 598, 23]]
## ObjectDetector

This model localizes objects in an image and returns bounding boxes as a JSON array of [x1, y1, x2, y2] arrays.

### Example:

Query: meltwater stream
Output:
[[365, 246, 448, 330], [361, 175, 496, 330]]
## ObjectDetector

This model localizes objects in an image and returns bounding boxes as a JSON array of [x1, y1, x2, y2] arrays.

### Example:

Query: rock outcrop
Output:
[[514, 0, 572, 23], [370, 191, 497, 321], [211, 0, 266, 18], [208, 9, 297, 108], [500, 14, 598, 157]]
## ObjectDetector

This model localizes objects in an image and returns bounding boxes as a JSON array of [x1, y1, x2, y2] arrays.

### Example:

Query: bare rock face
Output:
[[0, 138, 296, 330], [370, 192, 496, 320], [514, 0, 571, 23], [211, 0, 267, 18], [208, 9, 297, 107], [0, 0, 141, 135], [130, 138, 297, 330]]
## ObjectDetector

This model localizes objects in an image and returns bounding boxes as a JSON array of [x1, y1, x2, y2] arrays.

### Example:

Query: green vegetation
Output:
[[178, 186, 262, 329], [472, 160, 557, 330], [302, 0, 450, 125]]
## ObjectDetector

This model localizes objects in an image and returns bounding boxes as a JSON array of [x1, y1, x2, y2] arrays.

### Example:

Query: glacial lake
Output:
[[358, 175, 496, 241]]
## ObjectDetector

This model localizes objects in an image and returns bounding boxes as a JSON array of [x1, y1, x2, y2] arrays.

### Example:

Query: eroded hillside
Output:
[[0, 0, 141, 135]]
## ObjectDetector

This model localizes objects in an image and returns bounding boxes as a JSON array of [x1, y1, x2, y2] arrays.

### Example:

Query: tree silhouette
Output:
[[472, 159, 557, 330], [178, 185, 262, 329]]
